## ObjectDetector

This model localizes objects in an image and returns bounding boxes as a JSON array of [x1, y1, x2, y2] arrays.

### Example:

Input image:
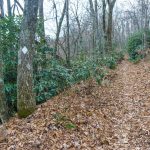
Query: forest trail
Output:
[[109, 60, 150, 149], [1, 60, 150, 150]]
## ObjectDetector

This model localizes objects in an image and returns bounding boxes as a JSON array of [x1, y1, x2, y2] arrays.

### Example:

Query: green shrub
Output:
[[34, 59, 73, 103], [0, 16, 21, 111], [127, 32, 142, 57], [127, 30, 150, 61], [0, 17, 124, 111], [72, 58, 107, 85], [108, 51, 125, 69], [72, 67, 90, 82], [92, 67, 107, 84], [72, 60, 91, 82], [112, 51, 125, 63], [104, 56, 117, 69]]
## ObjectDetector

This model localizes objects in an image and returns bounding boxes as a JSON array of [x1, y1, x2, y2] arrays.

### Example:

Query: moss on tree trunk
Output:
[[17, 0, 38, 118]]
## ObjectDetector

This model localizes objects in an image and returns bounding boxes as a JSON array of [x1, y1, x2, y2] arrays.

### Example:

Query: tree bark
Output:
[[102, 0, 107, 55], [89, 0, 96, 50], [7, 0, 12, 16], [104, 0, 116, 52], [107, 8, 113, 51], [76, 15, 83, 53], [17, 0, 39, 118], [0, 51, 8, 123], [54, 0, 67, 56], [143, 0, 149, 48], [66, 0, 70, 66], [0, 0, 4, 17], [38, 0, 45, 39]]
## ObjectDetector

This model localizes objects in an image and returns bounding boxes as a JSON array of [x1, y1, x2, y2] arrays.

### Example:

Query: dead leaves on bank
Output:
[[0, 60, 150, 149]]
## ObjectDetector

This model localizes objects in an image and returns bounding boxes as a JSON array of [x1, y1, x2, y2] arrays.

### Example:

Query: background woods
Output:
[[0, 0, 150, 120]]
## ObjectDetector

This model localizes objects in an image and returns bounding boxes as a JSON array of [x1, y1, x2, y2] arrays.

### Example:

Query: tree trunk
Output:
[[0, 0, 4, 17], [107, 8, 113, 51], [7, 0, 12, 16], [89, 0, 96, 50], [0, 7, 8, 123], [76, 15, 83, 54], [102, 0, 107, 55], [54, 0, 66, 56], [143, 0, 149, 49], [106, 0, 116, 52], [17, 0, 39, 118], [94, 0, 101, 54], [66, 0, 70, 66], [0, 51, 8, 122], [38, 0, 45, 39]]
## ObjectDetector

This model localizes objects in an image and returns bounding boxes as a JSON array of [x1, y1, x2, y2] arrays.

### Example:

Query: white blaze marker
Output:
[[22, 46, 28, 54]]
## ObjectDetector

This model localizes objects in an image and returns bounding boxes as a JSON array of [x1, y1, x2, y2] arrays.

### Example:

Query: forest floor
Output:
[[0, 59, 150, 150]]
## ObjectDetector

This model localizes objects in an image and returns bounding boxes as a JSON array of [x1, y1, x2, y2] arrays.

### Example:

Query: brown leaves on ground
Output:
[[0, 60, 150, 150]]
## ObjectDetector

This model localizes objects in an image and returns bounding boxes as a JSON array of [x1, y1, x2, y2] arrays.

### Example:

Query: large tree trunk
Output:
[[0, 6, 8, 123], [0, 52, 8, 123], [102, 0, 116, 52], [17, 0, 39, 118]]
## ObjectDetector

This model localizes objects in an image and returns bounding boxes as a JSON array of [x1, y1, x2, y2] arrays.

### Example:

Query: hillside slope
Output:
[[0, 60, 150, 150]]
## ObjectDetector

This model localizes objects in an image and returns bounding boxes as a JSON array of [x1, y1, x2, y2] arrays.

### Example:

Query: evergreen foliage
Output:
[[0, 17, 125, 111]]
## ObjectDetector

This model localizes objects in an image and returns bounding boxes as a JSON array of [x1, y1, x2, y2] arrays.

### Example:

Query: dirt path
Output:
[[110, 61, 150, 149], [0, 60, 150, 150]]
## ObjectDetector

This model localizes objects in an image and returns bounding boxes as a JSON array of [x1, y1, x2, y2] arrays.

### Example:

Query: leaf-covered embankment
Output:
[[0, 60, 150, 150]]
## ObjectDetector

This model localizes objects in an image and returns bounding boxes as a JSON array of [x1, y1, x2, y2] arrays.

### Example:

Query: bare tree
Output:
[[17, 0, 39, 118], [141, 0, 150, 48], [38, 0, 45, 39], [7, 0, 12, 16], [13, 0, 24, 15], [102, 0, 107, 53], [107, 0, 116, 51], [89, 0, 96, 50], [66, 0, 70, 66], [0, 0, 4, 17], [89, 0, 100, 50], [119, 0, 150, 49], [71, 0, 84, 54], [53, 0, 67, 56], [102, 0, 116, 52]]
